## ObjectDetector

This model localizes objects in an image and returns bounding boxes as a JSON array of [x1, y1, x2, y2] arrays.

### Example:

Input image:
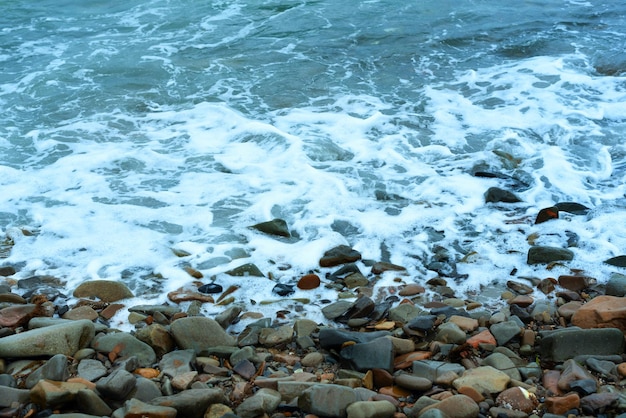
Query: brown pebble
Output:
[[100, 303, 125, 320], [545, 392, 580, 415], [457, 385, 485, 402], [379, 385, 412, 398], [496, 387, 538, 413], [371, 368, 394, 388], [618, 363, 626, 377], [297, 274, 321, 290], [398, 284, 425, 296]]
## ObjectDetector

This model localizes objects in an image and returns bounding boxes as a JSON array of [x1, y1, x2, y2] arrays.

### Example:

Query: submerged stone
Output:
[[527, 246, 574, 264], [225, 263, 265, 277], [484, 187, 522, 203], [250, 218, 291, 238]]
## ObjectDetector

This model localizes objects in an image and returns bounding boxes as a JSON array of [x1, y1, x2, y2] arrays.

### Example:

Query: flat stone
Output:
[[75, 388, 113, 417], [0, 386, 30, 408], [298, 384, 357, 417], [91, 332, 156, 367], [527, 246, 574, 265], [394, 373, 432, 392], [557, 359, 595, 392], [571, 295, 626, 331], [159, 349, 196, 378], [420, 394, 479, 418], [135, 323, 176, 358], [30, 380, 90, 409], [495, 387, 538, 413], [346, 400, 396, 418], [25, 354, 69, 389], [123, 398, 177, 418], [489, 320, 522, 345], [340, 337, 394, 373], [482, 352, 522, 381], [319, 245, 362, 267], [250, 218, 290, 238], [435, 322, 466, 344], [453, 366, 511, 394], [259, 325, 294, 347], [412, 360, 465, 381], [485, 187, 521, 203], [225, 263, 265, 277], [61, 306, 99, 321], [539, 327, 625, 362], [0, 319, 94, 358], [170, 316, 236, 354], [545, 392, 580, 415], [558, 274, 592, 291], [606, 273, 626, 297], [73, 280, 134, 302], [319, 329, 390, 349], [96, 369, 136, 400], [236, 388, 282, 418], [149, 388, 226, 418]]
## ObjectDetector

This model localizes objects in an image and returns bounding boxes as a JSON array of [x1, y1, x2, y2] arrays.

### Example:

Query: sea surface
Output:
[[2, 0, 626, 328]]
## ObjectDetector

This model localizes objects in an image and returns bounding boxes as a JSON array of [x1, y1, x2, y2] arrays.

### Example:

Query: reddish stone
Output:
[[466, 329, 496, 348], [297, 274, 321, 290], [545, 392, 580, 415], [379, 385, 412, 398], [457, 385, 485, 402], [167, 289, 214, 304], [0, 304, 38, 328], [543, 370, 563, 396], [535, 207, 559, 224], [393, 351, 431, 369], [100, 303, 125, 320], [398, 284, 425, 296], [371, 368, 394, 388], [496, 387, 538, 413], [570, 295, 626, 331], [508, 295, 534, 307], [558, 275, 592, 292]]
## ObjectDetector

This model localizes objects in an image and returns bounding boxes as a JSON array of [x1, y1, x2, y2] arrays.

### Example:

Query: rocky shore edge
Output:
[[2, 241, 626, 418]]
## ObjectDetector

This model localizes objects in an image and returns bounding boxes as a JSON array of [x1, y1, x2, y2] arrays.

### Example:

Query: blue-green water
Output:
[[2, 0, 626, 323]]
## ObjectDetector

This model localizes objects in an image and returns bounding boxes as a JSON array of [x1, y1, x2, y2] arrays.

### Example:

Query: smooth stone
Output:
[[495, 387, 538, 413], [558, 274, 592, 292], [319, 245, 362, 267], [123, 398, 177, 418], [452, 366, 511, 394], [527, 246, 574, 264], [435, 322, 466, 344], [170, 316, 236, 354], [322, 301, 352, 320], [394, 373, 432, 392], [340, 337, 394, 373], [412, 360, 464, 381], [135, 323, 176, 358], [0, 304, 43, 328], [128, 305, 182, 316], [73, 280, 134, 302], [75, 388, 113, 417], [149, 388, 226, 418], [482, 352, 522, 381], [606, 273, 626, 296], [586, 357, 617, 378], [407, 315, 437, 332], [301, 352, 325, 367], [344, 273, 369, 289], [398, 284, 425, 296], [198, 283, 223, 294], [91, 332, 156, 367], [259, 324, 294, 347], [132, 376, 163, 402], [557, 359, 595, 392], [319, 329, 391, 349], [236, 388, 282, 418], [96, 369, 136, 400], [539, 327, 625, 362], [557, 301, 583, 320], [160, 349, 196, 378], [294, 318, 318, 337], [388, 304, 422, 323], [580, 392, 621, 412], [225, 263, 264, 277], [0, 319, 94, 358], [0, 386, 30, 408], [250, 218, 290, 238], [298, 384, 357, 417], [489, 320, 522, 345], [571, 295, 626, 331], [387, 336, 415, 355], [25, 354, 69, 389], [545, 392, 580, 415], [297, 274, 321, 290], [346, 400, 396, 418], [419, 394, 479, 418], [448, 315, 478, 332], [485, 187, 521, 203], [30, 380, 90, 408], [569, 379, 597, 396]]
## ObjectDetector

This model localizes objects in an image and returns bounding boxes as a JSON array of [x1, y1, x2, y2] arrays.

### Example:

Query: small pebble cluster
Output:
[[2, 242, 626, 418]]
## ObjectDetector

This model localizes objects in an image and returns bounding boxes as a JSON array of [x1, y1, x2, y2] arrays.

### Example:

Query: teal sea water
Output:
[[2, 0, 626, 325]]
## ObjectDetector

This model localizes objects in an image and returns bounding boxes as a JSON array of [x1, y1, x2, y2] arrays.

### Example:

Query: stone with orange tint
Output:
[[571, 295, 626, 331], [545, 392, 580, 415], [393, 351, 431, 369], [297, 274, 321, 290], [466, 329, 496, 348]]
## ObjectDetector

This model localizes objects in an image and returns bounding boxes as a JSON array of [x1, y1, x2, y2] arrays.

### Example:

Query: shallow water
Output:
[[2, 0, 626, 327]]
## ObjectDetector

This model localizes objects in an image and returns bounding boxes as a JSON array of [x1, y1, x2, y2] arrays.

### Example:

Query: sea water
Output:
[[1, 0, 626, 329]]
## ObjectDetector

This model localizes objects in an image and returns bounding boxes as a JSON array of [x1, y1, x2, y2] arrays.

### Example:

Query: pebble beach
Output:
[[2, 200, 626, 418]]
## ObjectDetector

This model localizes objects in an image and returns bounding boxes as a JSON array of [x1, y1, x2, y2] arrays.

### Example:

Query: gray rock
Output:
[[485, 187, 521, 203], [251, 218, 291, 238], [92, 332, 156, 368], [539, 327, 625, 362], [122, 398, 177, 418], [259, 324, 294, 347], [340, 337, 394, 373], [435, 322, 466, 344], [149, 388, 226, 418], [527, 246, 574, 265], [132, 376, 163, 402], [128, 305, 182, 317], [322, 301, 352, 320], [586, 357, 618, 378], [482, 352, 521, 381], [170, 317, 236, 354], [25, 354, 69, 389], [319, 328, 391, 349], [225, 263, 265, 277], [159, 349, 195, 378], [230, 346, 256, 366], [277, 381, 319, 402], [412, 360, 465, 381], [346, 400, 396, 418], [388, 304, 423, 323], [489, 320, 522, 345], [0, 385, 29, 408], [236, 388, 282, 418], [215, 305, 242, 329], [76, 389, 113, 416], [77, 359, 108, 382], [606, 273, 626, 297], [0, 319, 94, 358], [96, 369, 136, 400], [395, 374, 432, 392], [298, 384, 357, 418]]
